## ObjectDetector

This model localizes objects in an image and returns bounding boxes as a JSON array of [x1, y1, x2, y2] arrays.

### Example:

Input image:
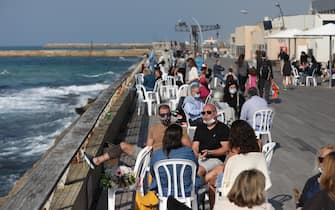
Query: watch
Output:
[[207, 150, 212, 155]]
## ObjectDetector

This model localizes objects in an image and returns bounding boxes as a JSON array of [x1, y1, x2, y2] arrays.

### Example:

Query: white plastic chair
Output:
[[178, 84, 190, 98], [252, 108, 274, 143], [291, 66, 301, 86], [108, 146, 152, 210], [204, 91, 212, 104], [165, 75, 177, 87], [135, 73, 144, 86], [182, 106, 197, 140], [153, 159, 198, 210], [136, 84, 159, 116], [216, 111, 225, 124], [306, 68, 317, 87], [262, 142, 276, 168]]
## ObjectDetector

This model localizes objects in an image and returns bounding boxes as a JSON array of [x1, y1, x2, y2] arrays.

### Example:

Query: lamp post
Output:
[[192, 17, 204, 58], [275, 2, 285, 30]]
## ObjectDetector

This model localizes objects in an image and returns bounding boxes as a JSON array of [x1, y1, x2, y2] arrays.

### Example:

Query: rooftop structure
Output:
[[312, 0, 335, 14]]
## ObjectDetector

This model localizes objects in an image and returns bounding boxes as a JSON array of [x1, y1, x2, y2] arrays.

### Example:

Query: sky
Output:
[[0, 0, 312, 46]]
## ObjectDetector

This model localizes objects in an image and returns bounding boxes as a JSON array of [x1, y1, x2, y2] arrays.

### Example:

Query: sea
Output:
[[0, 51, 139, 196]]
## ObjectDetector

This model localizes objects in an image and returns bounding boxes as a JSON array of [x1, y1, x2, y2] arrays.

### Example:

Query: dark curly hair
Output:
[[229, 120, 260, 154], [162, 124, 183, 157]]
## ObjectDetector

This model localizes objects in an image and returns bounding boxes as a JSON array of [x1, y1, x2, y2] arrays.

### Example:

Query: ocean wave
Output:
[[0, 83, 109, 112], [81, 71, 116, 78], [0, 69, 10, 75], [0, 119, 73, 157]]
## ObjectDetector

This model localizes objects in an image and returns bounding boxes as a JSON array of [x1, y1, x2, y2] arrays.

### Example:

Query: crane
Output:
[[175, 21, 221, 55]]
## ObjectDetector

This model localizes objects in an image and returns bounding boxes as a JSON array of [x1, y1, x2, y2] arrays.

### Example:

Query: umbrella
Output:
[[295, 23, 335, 88], [265, 29, 303, 58]]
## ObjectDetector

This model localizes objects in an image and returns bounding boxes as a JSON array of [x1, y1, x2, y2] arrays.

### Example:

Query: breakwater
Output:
[[0, 49, 149, 57], [44, 43, 152, 49]]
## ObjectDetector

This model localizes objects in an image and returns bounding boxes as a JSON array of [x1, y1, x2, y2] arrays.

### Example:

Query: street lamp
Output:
[[192, 17, 204, 58], [275, 2, 285, 30]]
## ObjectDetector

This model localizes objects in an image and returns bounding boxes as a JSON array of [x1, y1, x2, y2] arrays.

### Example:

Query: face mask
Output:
[[203, 118, 216, 126], [194, 93, 200, 98], [318, 167, 323, 174], [160, 119, 171, 126], [229, 88, 237, 94]]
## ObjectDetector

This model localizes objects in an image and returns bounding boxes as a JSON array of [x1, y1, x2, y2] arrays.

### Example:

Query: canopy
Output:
[[295, 23, 335, 88], [295, 23, 335, 37], [265, 29, 303, 39], [265, 29, 303, 58]]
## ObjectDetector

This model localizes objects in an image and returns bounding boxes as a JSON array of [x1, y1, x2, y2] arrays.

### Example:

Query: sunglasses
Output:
[[159, 112, 171, 117], [318, 156, 324, 163], [201, 110, 213, 115]]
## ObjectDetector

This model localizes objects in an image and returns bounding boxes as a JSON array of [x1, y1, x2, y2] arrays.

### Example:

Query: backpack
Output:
[[260, 61, 270, 80]]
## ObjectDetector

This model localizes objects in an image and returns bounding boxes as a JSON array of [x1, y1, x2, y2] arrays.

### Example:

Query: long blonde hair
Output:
[[227, 169, 266, 208], [320, 152, 335, 201], [315, 145, 335, 171]]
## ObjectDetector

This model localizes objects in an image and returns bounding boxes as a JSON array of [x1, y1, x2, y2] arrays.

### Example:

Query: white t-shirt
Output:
[[187, 66, 199, 83], [219, 152, 272, 196]]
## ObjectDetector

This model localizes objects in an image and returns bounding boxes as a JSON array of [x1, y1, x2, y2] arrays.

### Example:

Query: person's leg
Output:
[[258, 79, 265, 98], [120, 142, 135, 156], [84, 144, 123, 169], [264, 80, 271, 103], [197, 165, 207, 177], [93, 152, 111, 166]]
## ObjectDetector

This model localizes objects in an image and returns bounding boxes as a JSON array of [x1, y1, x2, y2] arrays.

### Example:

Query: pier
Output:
[[1, 51, 335, 210]]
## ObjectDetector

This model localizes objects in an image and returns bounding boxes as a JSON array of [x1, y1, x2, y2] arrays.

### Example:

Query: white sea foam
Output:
[[0, 83, 109, 112], [0, 69, 9, 75], [0, 118, 74, 157], [81, 71, 116, 78]]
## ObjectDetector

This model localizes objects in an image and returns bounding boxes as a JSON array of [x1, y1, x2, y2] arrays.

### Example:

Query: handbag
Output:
[[135, 191, 159, 210]]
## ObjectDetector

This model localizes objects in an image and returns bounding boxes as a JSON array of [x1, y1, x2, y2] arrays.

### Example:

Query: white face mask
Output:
[[203, 118, 216, 126], [318, 167, 323, 174], [194, 93, 200, 98]]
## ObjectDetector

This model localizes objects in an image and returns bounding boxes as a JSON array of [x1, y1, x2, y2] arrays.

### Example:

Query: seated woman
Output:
[[211, 120, 271, 205], [223, 81, 245, 118], [214, 169, 274, 210], [296, 145, 335, 209], [304, 151, 335, 210], [199, 77, 210, 103], [150, 124, 203, 196]]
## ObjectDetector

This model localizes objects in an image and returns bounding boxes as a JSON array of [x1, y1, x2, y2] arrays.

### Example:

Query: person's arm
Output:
[[145, 127, 154, 146], [202, 141, 230, 157], [181, 128, 192, 147], [184, 101, 202, 116], [192, 141, 201, 158], [240, 102, 247, 120]]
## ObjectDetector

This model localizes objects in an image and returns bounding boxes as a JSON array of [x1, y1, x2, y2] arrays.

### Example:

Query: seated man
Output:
[[240, 87, 268, 127], [183, 82, 205, 126], [192, 104, 230, 209], [84, 104, 191, 169]]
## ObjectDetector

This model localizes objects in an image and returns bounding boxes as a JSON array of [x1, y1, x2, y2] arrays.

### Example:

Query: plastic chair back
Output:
[[153, 159, 198, 210], [262, 142, 276, 168], [252, 108, 274, 142]]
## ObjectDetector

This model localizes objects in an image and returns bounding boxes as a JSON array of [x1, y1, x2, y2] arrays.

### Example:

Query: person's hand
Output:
[[199, 150, 208, 159]]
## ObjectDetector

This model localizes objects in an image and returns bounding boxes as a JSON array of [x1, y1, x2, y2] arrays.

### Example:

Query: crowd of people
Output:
[[83, 48, 335, 209]]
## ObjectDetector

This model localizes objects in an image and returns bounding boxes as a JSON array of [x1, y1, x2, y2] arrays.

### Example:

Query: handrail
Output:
[[0, 59, 144, 210]]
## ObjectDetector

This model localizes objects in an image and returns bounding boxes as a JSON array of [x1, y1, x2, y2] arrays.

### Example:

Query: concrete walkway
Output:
[[206, 57, 335, 209], [268, 72, 335, 210]]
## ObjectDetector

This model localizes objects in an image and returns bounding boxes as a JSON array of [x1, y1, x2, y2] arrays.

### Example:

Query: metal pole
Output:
[[330, 35, 333, 88], [192, 17, 204, 59], [294, 38, 297, 59], [275, 3, 285, 30]]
